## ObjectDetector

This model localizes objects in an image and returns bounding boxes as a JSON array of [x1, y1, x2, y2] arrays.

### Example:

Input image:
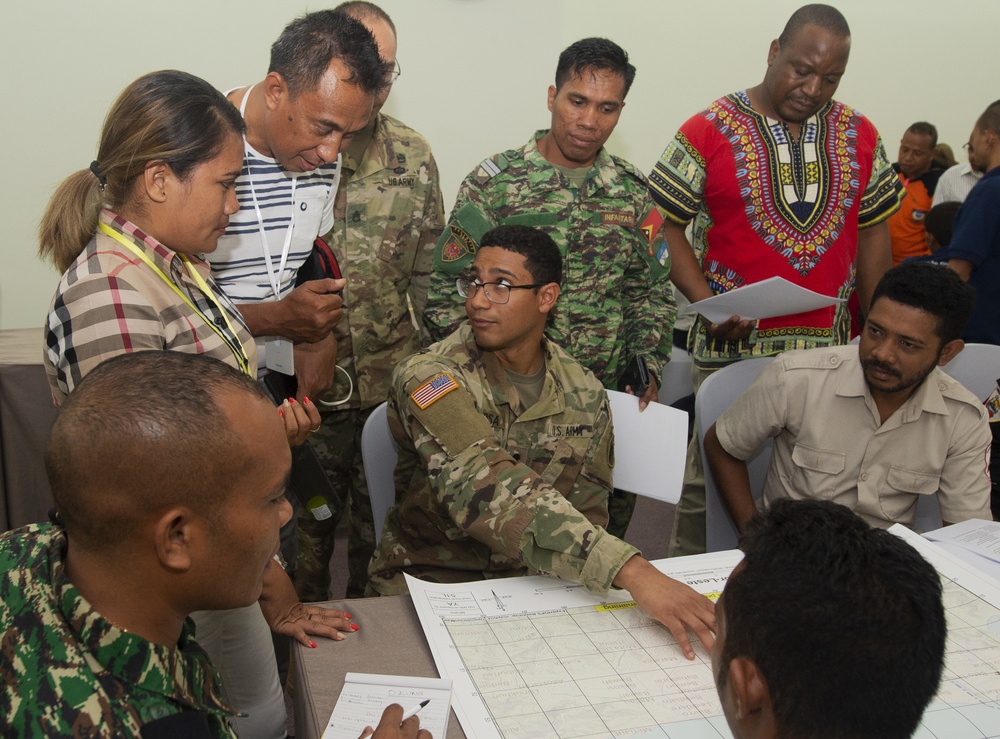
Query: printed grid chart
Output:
[[445, 603, 731, 739], [914, 577, 1000, 738]]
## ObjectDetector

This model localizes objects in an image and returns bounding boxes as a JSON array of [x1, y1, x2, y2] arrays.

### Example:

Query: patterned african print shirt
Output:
[[368, 324, 638, 596], [0, 523, 236, 738], [423, 131, 675, 389], [649, 91, 903, 367]]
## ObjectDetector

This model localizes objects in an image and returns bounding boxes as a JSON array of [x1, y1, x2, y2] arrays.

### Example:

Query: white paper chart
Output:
[[408, 533, 1000, 739]]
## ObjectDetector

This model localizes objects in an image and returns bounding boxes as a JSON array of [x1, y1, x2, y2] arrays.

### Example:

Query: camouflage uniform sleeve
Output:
[[621, 196, 677, 381], [407, 151, 445, 342], [422, 169, 498, 342], [393, 363, 638, 594]]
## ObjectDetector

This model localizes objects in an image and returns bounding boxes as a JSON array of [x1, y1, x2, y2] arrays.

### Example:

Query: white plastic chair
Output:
[[360, 402, 398, 545], [659, 347, 694, 406], [697, 358, 776, 552], [940, 342, 1000, 402]]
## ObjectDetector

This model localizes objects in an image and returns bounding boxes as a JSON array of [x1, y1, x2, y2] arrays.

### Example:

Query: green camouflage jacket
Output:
[[368, 324, 639, 595], [325, 113, 444, 409], [423, 131, 676, 389], [0, 524, 235, 738]]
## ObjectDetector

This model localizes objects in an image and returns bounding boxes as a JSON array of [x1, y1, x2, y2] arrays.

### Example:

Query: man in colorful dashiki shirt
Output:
[[648, 3, 904, 555]]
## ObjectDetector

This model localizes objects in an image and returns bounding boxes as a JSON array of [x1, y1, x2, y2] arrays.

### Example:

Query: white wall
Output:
[[3, 0, 997, 329]]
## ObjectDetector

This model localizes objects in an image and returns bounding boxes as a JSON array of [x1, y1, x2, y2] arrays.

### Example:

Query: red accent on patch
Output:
[[411, 373, 459, 409], [639, 208, 666, 245]]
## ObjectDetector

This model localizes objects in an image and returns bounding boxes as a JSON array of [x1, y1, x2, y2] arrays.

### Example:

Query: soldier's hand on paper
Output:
[[358, 704, 432, 739], [626, 375, 659, 412], [613, 556, 715, 659], [701, 314, 754, 342]]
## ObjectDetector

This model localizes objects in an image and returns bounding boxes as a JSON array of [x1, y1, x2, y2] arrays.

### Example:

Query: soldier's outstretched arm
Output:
[[612, 555, 716, 660]]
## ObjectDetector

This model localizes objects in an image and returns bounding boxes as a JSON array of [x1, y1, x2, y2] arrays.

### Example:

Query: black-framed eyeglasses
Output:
[[388, 59, 402, 84], [455, 277, 544, 304]]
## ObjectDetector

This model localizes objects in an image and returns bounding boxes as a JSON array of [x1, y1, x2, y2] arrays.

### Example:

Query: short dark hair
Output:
[[778, 3, 851, 46], [870, 261, 976, 344], [924, 201, 962, 248], [46, 352, 271, 550], [907, 121, 939, 149], [335, 1, 396, 35], [555, 37, 636, 98], [977, 99, 1000, 138], [480, 225, 562, 287], [721, 499, 945, 739], [269, 9, 389, 97]]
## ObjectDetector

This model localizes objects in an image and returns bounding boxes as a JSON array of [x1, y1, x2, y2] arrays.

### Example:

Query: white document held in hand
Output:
[[686, 276, 845, 324], [322, 672, 452, 739]]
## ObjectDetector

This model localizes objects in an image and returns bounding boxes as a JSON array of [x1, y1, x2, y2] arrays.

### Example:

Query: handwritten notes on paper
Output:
[[323, 672, 452, 739]]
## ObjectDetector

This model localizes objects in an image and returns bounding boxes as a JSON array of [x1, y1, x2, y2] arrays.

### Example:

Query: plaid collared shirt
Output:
[[44, 210, 257, 403]]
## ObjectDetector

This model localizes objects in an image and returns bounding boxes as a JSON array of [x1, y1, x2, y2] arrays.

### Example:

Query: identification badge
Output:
[[266, 337, 295, 375]]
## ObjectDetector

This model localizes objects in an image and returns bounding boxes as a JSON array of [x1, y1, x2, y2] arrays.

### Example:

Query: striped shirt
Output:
[[44, 210, 257, 403], [207, 140, 338, 305]]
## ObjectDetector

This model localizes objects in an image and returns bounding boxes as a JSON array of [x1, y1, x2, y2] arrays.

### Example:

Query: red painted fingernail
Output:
[[303, 396, 312, 404], [278, 409, 284, 417], [309, 640, 317, 648], [344, 612, 351, 619], [289, 397, 297, 404], [350, 623, 360, 631]]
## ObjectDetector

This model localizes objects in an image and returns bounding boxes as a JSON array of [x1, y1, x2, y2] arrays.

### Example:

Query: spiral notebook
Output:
[[322, 672, 452, 739]]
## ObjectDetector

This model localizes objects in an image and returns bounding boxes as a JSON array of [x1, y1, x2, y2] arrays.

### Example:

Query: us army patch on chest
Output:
[[411, 373, 459, 409], [440, 224, 477, 263], [601, 210, 636, 227]]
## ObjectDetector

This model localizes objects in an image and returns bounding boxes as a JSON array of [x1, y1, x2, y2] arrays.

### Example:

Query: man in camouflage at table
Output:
[[369, 226, 715, 659], [423, 37, 674, 539], [0, 352, 295, 738], [295, 1, 444, 601]]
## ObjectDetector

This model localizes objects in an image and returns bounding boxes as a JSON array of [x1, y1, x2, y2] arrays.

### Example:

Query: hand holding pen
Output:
[[357, 702, 432, 739]]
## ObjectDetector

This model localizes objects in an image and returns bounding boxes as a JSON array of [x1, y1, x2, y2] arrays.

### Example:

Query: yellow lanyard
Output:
[[97, 222, 253, 377]]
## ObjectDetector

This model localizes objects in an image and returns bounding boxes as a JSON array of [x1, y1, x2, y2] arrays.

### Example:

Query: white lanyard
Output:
[[239, 85, 297, 301]]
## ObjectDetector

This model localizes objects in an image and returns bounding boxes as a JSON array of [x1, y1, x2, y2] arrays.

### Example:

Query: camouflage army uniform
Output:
[[0, 523, 235, 738], [296, 113, 443, 600], [367, 323, 640, 596], [423, 130, 676, 538]]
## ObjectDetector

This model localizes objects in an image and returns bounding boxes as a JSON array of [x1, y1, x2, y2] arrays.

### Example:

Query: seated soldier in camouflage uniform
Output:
[[0, 352, 425, 739], [369, 225, 714, 658], [423, 37, 676, 541]]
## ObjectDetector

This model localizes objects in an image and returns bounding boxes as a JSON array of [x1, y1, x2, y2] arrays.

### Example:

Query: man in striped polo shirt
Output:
[[210, 10, 389, 402]]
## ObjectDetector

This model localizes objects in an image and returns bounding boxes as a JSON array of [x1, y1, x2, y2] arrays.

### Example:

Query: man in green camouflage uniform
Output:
[[0, 352, 297, 738], [423, 38, 675, 539], [369, 226, 714, 658], [0, 523, 236, 737], [296, 2, 444, 601]]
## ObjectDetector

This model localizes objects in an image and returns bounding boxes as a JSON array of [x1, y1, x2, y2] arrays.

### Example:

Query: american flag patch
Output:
[[411, 373, 459, 409]]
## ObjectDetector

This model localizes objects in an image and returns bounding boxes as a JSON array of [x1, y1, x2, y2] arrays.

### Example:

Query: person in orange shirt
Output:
[[888, 122, 944, 264]]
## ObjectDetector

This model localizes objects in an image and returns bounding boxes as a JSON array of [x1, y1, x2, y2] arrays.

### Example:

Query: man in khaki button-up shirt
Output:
[[706, 261, 992, 531]]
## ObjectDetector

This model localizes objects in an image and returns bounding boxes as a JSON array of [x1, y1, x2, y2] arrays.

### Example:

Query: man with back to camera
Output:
[[422, 37, 675, 540], [933, 138, 983, 206], [648, 3, 904, 555], [209, 9, 389, 403], [704, 261, 992, 533], [714, 499, 946, 739], [294, 0, 445, 603], [0, 352, 427, 739], [888, 122, 944, 265], [369, 225, 715, 659], [938, 100, 1000, 347]]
